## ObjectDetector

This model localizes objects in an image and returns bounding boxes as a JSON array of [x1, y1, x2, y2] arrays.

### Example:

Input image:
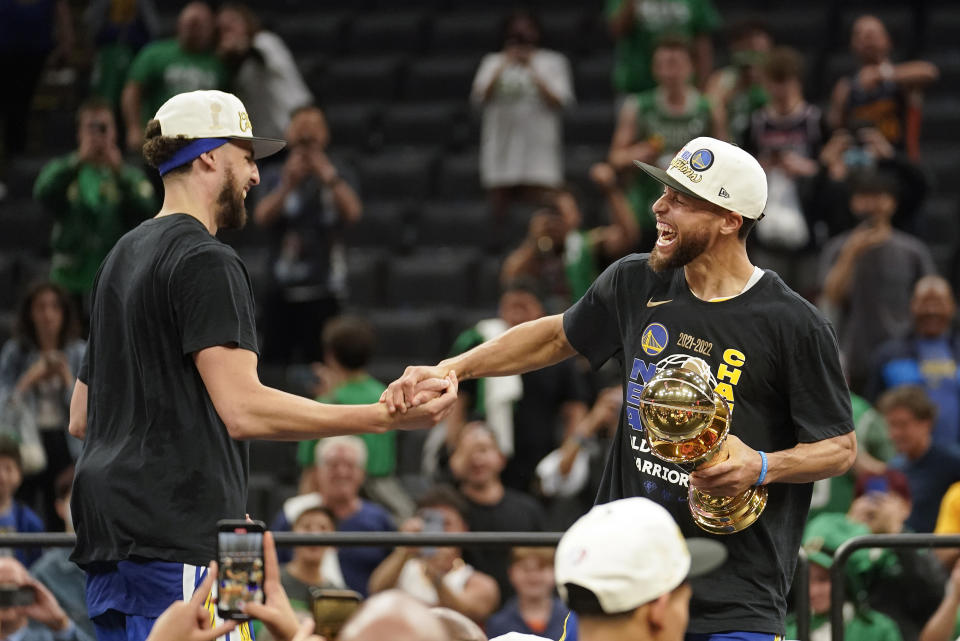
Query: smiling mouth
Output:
[[656, 222, 677, 247]]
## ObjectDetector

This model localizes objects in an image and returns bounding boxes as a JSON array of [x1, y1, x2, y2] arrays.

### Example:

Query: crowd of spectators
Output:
[[1, 0, 960, 640]]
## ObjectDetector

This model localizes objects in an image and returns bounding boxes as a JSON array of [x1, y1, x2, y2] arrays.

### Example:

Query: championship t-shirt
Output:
[[72, 214, 258, 568], [562, 254, 853, 635]]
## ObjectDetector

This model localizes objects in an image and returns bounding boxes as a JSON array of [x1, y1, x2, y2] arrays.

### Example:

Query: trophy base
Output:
[[689, 485, 768, 535]]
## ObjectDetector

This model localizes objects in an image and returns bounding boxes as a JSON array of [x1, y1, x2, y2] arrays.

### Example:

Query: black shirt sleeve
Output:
[[787, 321, 854, 442], [563, 259, 623, 370], [170, 243, 259, 356]]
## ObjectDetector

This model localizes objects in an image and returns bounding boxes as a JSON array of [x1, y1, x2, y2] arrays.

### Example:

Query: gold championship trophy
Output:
[[637, 354, 767, 534]]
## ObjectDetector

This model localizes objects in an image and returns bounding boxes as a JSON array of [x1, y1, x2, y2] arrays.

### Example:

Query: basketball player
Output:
[[383, 137, 856, 640], [68, 90, 457, 641]]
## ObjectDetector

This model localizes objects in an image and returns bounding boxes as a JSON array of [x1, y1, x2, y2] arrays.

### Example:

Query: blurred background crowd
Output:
[[1, 0, 960, 639]]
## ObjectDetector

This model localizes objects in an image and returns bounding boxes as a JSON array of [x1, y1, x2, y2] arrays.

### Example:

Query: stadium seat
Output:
[[324, 103, 380, 151], [379, 103, 459, 149], [319, 56, 405, 104], [347, 11, 428, 55], [475, 254, 504, 308], [0, 199, 52, 253], [564, 101, 616, 146], [414, 200, 495, 251], [917, 197, 959, 251], [539, 10, 587, 55], [384, 249, 481, 308], [921, 98, 960, 143], [434, 151, 483, 200], [345, 248, 386, 308], [344, 201, 412, 250], [924, 7, 960, 51], [357, 149, 438, 200], [404, 56, 482, 102], [5, 156, 52, 200], [575, 54, 615, 103], [271, 11, 348, 55], [924, 144, 959, 195], [430, 12, 502, 55], [367, 308, 449, 361]]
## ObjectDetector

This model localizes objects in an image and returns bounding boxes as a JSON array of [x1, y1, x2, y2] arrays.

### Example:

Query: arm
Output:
[[367, 548, 413, 594], [33, 156, 80, 211], [589, 162, 640, 257], [121, 82, 144, 151], [821, 226, 890, 307], [608, 0, 636, 39], [690, 431, 857, 497], [471, 54, 509, 106], [195, 346, 457, 440], [608, 97, 658, 170], [893, 60, 940, 90], [68, 380, 87, 440], [827, 78, 850, 132], [383, 315, 575, 413], [693, 33, 714, 91], [434, 572, 500, 623], [253, 181, 294, 227], [919, 562, 960, 641]]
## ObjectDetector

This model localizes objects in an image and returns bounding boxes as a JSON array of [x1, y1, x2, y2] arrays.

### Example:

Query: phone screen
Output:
[[216, 520, 266, 620]]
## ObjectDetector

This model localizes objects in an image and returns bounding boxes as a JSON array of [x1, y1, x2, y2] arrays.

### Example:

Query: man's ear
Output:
[[643, 592, 671, 632], [196, 149, 219, 171], [719, 211, 743, 237]]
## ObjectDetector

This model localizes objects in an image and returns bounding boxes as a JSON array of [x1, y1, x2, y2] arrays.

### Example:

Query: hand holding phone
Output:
[[216, 520, 266, 621], [309, 587, 362, 639]]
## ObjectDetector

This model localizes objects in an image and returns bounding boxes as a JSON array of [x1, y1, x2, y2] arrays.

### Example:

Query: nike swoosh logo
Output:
[[646, 298, 673, 307]]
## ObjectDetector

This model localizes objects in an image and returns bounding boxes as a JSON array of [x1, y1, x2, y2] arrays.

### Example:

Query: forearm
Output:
[[500, 244, 538, 284], [330, 180, 362, 224], [68, 380, 87, 440], [224, 383, 389, 441], [121, 84, 142, 130], [34, 157, 79, 206], [918, 591, 960, 641], [367, 549, 409, 594], [608, 2, 636, 38], [529, 70, 564, 109], [694, 35, 713, 90], [438, 315, 575, 381], [253, 184, 292, 226], [435, 581, 491, 623], [604, 187, 640, 251], [821, 251, 858, 306], [609, 142, 656, 169], [895, 61, 939, 87], [764, 432, 856, 485]]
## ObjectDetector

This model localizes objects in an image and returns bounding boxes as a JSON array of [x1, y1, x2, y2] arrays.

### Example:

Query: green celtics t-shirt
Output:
[[297, 376, 396, 478], [127, 39, 227, 125], [626, 87, 713, 230], [606, 0, 721, 94]]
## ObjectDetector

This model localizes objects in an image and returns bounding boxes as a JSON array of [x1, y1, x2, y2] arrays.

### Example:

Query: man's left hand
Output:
[[689, 434, 763, 497], [23, 580, 71, 632]]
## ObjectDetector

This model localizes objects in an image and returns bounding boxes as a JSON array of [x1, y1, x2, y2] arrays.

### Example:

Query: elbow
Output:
[[220, 405, 259, 441], [837, 433, 858, 476], [68, 420, 85, 440]]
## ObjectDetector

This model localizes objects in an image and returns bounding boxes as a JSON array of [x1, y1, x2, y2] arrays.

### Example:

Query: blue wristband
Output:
[[755, 450, 768, 486]]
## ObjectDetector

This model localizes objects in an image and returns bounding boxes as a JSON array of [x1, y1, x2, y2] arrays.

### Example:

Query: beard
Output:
[[648, 226, 711, 272], [215, 167, 247, 231]]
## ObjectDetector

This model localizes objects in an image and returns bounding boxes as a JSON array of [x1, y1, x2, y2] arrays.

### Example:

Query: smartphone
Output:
[[309, 587, 362, 639], [0, 585, 35, 608], [420, 508, 446, 558], [215, 520, 266, 621]]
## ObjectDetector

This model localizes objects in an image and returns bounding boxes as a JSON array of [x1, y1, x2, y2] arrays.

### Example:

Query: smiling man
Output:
[[384, 137, 856, 640], [67, 90, 458, 641]]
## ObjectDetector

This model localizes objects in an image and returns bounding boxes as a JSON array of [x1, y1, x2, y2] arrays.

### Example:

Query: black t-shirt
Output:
[[562, 254, 853, 635], [462, 488, 545, 602], [72, 214, 259, 568]]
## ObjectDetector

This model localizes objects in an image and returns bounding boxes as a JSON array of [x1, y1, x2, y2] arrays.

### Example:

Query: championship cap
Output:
[[634, 137, 768, 220], [152, 90, 286, 175], [555, 498, 726, 615]]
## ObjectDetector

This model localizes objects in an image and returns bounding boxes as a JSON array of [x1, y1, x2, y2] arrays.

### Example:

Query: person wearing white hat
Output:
[[554, 498, 726, 641], [66, 90, 458, 641], [384, 137, 856, 640]]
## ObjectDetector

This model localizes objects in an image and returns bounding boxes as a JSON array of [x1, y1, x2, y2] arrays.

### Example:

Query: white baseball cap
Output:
[[555, 498, 726, 615], [153, 90, 286, 160], [634, 137, 768, 220]]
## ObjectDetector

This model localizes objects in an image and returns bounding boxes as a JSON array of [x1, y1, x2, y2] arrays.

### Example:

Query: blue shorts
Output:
[[86, 560, 252, 641]]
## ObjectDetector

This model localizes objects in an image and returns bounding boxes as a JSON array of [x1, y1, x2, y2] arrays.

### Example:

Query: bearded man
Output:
[[383, 137, 856, 641], [66, 90, 458, 641]]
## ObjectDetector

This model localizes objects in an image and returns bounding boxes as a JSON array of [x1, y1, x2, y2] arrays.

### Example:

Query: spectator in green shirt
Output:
[[606, 0, 720, 96], [296, 316, 411, 518], [121, 1, 227, 151], [787, 513, 903, 641], [33, 97, 156, 298]]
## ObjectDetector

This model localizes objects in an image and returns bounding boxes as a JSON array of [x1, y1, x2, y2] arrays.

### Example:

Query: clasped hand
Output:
[[689, 434, 764, 497]]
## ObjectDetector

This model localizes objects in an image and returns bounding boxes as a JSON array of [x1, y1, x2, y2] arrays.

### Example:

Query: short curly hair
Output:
[[141, 119, 195, 177]]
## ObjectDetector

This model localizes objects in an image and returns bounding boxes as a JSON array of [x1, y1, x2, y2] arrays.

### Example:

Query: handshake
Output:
[[377, 366, 460, 425]]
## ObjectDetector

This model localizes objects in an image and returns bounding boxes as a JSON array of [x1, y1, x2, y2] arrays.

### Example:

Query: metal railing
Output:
[[830, 533, 960, 641], [0, 530, 815, 640]]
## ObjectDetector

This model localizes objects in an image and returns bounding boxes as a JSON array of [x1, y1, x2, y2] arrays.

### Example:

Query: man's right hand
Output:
[[126, 126, 143, 153], [384, 371, 458, 428], [381, 365, 450, 413]]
